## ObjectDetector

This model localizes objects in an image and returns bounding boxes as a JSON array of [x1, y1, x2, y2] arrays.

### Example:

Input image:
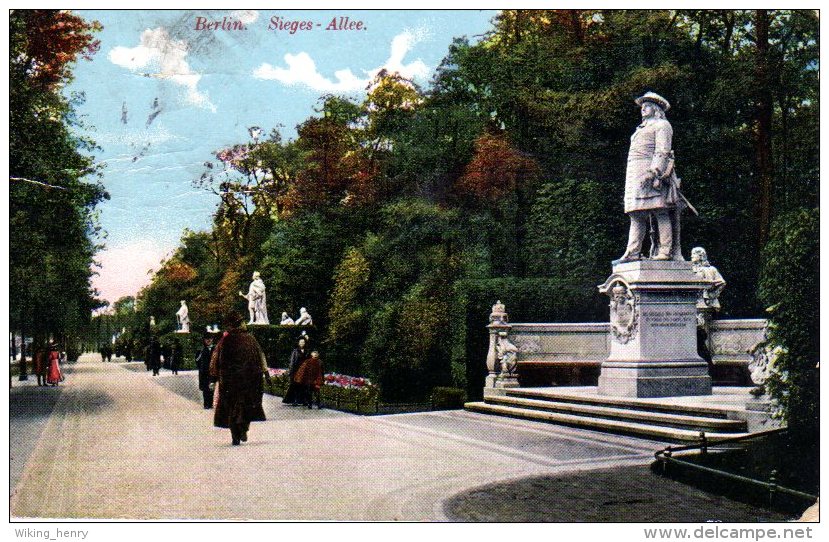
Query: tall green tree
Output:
[[10, 10, 108, 365]]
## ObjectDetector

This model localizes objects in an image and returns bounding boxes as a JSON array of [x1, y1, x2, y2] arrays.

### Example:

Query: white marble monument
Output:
[[239, 271, 269, 325], [175, 300, 190, 333], [598, 93, 712, 398]]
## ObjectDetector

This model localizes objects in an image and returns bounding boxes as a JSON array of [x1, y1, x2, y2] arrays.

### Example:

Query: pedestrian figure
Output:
[[295, 350, 323, 409], [283, 337, 309, 405], [170, 338, 181, 375], [33, 344, 48, 386], [45, 342, 62, 386], [196, 333, 215, 409], [209, 312, 270, 445], [148, 336, 162, 376]]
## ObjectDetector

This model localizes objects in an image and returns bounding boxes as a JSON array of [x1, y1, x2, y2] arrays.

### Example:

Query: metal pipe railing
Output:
[[654, 428, 818, 505]]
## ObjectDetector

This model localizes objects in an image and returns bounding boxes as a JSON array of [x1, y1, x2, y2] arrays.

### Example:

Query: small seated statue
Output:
[[280, 312, 295, 325], [295, 307, 313, 326]]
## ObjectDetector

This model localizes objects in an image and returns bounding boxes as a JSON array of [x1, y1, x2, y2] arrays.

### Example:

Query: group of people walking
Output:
[[283, 337, 323, 409], [190, 316, 325, 446], [32, 341, 63, 387], [144, 337, 181, 376]]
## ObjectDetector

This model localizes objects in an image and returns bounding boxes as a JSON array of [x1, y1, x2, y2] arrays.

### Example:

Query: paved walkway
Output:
[[9, 354, 769, 521]]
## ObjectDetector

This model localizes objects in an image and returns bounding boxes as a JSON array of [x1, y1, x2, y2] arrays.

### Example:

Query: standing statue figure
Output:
[[239, 271, 269, 325], [295, 307, 313, 326], [614, 92, 696, 265], [176, 300, 190, 333]]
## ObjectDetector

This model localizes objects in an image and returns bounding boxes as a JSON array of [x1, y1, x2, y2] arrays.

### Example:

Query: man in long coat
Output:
[[195, 333, 215, 409], [148, 336, 162, 376], [210, 312, 269, 445], [615, 92, 683, 264]]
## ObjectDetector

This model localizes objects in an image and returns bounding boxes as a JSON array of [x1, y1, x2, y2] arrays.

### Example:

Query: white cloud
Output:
[[253, 28, 431, 92], [231, 10, 259, 24], [109, 27, 216, 112]]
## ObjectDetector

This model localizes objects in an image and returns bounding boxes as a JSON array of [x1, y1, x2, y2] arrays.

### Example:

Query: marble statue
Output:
[[497, 332, 519, 377], [149, 316, 156, 328], [295, 307, 313, 326], [614, 92, 695, 265], [280, 312, 295, 325], [175, 300, 190, 333], [691, 247, 726, 312], [239, 271, 269, 325]]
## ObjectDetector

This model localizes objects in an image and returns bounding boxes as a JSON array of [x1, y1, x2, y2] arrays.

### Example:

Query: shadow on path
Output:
[[443, 465, 793, 522]]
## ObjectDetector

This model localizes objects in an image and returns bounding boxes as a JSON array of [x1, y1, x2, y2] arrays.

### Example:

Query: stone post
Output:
[[484, 301, 516, 397]]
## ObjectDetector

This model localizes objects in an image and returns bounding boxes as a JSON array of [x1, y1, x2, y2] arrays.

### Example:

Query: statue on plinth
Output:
[[280, 312, 295, 325], [295, 307, 313, 326], [239, 271, 269, 325], [613, 92, 696, 265], [175, 300, 190, 333]]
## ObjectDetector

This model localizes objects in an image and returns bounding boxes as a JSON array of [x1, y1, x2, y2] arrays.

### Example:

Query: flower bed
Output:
[[265, 369, 380, 414]]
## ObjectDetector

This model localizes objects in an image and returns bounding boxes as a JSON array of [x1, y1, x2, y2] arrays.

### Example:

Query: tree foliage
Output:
[[10, 10, 107, 353], [131, 10, 817, 410]]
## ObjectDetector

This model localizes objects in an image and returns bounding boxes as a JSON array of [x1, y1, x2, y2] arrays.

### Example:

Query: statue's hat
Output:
[[635, 91, 670, 112]]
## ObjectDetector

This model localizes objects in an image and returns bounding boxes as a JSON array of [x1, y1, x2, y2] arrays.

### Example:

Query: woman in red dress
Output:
[[46, 344, 62, 386]]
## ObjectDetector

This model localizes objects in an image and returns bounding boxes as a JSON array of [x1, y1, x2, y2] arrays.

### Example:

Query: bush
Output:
[[431, 386, 467, 410], [451, 278, 606, 400], [758, 208, 819, 441]]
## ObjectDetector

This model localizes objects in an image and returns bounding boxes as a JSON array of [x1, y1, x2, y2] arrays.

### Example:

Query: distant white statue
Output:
[[176, 300, 190, 333], [149, 316, 156, 328], [280, 312, 295, 325], [295, 307, 313, 326], [239, 271, 269, 325]]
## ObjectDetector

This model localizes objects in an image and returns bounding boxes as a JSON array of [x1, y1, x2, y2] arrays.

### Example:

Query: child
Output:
[[297, 350, 323, 409]]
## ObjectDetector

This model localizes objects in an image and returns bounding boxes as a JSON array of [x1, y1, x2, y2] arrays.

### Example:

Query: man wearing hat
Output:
[[614, 91, 685, 264]]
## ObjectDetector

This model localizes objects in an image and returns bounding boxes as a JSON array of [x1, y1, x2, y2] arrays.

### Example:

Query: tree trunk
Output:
[[754, 9, 775, 245]]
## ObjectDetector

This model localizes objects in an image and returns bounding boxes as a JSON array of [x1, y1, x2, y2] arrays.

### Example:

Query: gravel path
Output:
[[10, 354, 781, 521]]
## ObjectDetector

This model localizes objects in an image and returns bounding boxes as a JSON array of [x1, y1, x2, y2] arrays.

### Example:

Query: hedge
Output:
[[450, 278, 606, 400]]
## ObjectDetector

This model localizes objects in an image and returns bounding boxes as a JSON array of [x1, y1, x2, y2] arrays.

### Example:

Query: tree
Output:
[[10, 10, 107, 367], [759, 208, 819, 441]]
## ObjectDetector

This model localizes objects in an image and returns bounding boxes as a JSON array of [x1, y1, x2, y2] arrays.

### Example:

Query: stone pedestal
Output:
[[598, 260, 712, 398]]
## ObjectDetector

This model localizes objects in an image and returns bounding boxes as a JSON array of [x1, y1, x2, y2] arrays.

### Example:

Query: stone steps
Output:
[[464, 401, 749, 443], [507, 388, 733, 418], [484, 395, 746, 432]]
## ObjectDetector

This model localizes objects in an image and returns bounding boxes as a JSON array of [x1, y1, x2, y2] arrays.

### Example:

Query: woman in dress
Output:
[[46, 342, 62, 386]]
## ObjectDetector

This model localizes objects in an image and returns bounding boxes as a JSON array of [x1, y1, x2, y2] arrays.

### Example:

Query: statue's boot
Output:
[[612, 252, 641, 266]]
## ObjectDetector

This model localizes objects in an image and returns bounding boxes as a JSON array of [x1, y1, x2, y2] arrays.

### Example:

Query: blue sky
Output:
[[68, 9, 497, 304]]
